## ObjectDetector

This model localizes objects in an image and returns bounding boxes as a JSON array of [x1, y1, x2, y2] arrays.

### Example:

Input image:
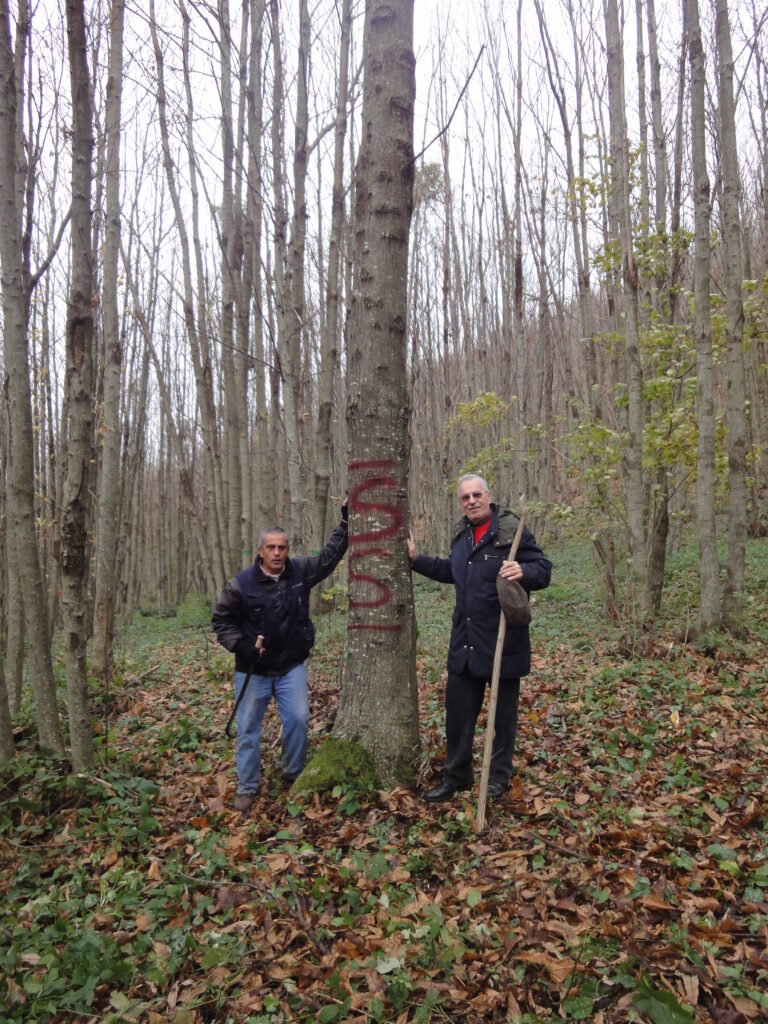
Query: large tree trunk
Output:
[[334, 0, 420, 786], [716, 0, 748, 625], [92, 0, 125, 681], [60, 0, 96, 771], [0, 0, 63, 752]]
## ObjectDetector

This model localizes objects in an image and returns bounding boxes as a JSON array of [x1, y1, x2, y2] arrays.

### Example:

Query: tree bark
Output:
[[60, 0, 96, 771], [334, 0, 420, 785], [310, 0, 351, 560], [716, 0, 748, 624], [604, 0, 651, 651], [270, 0, 310, 541], [0, 0, 63, 752], [217, 0, 244, 572], [0, 651, 14, 762], [688, 0, 719, 630], [92, 0, 125, 681]]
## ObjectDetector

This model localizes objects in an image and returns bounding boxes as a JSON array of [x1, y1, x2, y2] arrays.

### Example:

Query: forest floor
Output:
[[1, 536, 768, 1024]]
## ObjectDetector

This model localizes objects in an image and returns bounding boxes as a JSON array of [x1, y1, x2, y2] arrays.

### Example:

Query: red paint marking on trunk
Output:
[[349, 549, 392, 607], [348, 459, 396, 471], [349, 476, 404, 544], [349, 623, 403, 633]]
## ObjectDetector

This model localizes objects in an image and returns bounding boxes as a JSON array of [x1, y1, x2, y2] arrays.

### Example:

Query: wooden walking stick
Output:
[[475, 496, 527, 834]]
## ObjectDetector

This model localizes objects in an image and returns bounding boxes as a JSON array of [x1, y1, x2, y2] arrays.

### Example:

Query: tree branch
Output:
[[27, 207, 72, 296], [412, 45, 485, 165]]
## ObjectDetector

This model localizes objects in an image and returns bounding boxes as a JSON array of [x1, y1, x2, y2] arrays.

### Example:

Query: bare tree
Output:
[[716, 0, 748, 624], [269, 0, 311, 539], [92, 0, 125, 680], [0, 0, 64, 752], [149, 0, 227, 590], [687, 0, 719, 630], [60, 0, 96, 770], [604, 0, 651, 651], [309, 0, 352, 556]]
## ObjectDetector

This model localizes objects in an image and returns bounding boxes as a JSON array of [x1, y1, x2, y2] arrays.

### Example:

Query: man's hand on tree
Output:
[[406, 531, 417, 562]]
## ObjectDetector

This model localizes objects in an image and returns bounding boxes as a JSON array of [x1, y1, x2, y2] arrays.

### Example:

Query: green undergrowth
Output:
[[1, 532, 767, 1022]]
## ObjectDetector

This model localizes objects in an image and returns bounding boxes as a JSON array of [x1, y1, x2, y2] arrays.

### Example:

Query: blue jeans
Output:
[[234, 664, 310, 793]]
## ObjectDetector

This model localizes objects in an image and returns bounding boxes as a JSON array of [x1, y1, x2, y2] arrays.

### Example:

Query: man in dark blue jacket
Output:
[[407, 475, 551, 801], [212, 509, 348, 811]]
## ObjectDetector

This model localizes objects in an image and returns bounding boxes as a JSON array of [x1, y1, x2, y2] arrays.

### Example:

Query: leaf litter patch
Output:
[[1, 585, 767, 1022]]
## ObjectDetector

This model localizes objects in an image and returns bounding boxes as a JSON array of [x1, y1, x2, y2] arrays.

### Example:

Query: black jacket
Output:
[[211, 521, 348, 675], [411, 505, 551, 679]]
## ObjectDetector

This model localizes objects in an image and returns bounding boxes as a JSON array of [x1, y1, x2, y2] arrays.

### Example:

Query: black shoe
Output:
[[488, 779, 508, 798], [424, 780, 471, 802]]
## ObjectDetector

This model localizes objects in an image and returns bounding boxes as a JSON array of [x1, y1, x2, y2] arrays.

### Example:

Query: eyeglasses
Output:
[[459, 491, 487, 503]]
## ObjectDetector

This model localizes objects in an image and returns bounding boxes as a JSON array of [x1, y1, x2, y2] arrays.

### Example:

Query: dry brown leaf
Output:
[[640, 894, 676, 911], [681, 974, 700, 1006]]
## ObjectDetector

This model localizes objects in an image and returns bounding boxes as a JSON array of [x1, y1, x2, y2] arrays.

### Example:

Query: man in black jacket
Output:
[[212, 509, 348, 811], [407, 475, 551, 801]]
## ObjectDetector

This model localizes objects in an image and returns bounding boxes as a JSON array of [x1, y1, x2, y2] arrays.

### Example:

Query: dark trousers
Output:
[[442, 670, 520, 788]]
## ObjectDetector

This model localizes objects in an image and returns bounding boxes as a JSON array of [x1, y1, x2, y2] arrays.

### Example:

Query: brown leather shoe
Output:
[[233, 791, 257, 812]]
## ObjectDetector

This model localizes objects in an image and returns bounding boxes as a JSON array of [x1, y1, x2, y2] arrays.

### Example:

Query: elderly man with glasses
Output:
[[407, 475, 551, 801]]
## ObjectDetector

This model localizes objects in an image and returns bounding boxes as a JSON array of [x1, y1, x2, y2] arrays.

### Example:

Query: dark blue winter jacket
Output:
[[212, 522, 348, 675], [411, 505, 551, 679]]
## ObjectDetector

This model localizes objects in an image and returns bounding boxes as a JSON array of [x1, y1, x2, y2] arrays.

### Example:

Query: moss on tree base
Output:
[[293, 737, 380, 797]]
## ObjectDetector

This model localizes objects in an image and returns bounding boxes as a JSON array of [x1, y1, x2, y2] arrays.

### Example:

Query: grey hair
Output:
[[257, 526, 289, 547], [457, 473, 490, 494]]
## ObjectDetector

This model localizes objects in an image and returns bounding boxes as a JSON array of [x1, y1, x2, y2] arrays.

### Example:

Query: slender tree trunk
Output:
[[92, 0, 124, 681], [604, 0, 651, 651], [232, 0, 262, 567], [247, 0, 269, 533], [0, 645, 14, 761], [217, 0, 243, 573], [646, 0, 667, 236], [688, 0, 719, 630], [121, 242, 219, 597], [310, 0, 351, 555], [0, 0, 63, 752], [60, 0, 96, 771], [334, 0, 420, 785], [270, 0, 309, 541], [4, 552, 24, 714], [149, 0, 227, 589], [716, 0, 748, 624]]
